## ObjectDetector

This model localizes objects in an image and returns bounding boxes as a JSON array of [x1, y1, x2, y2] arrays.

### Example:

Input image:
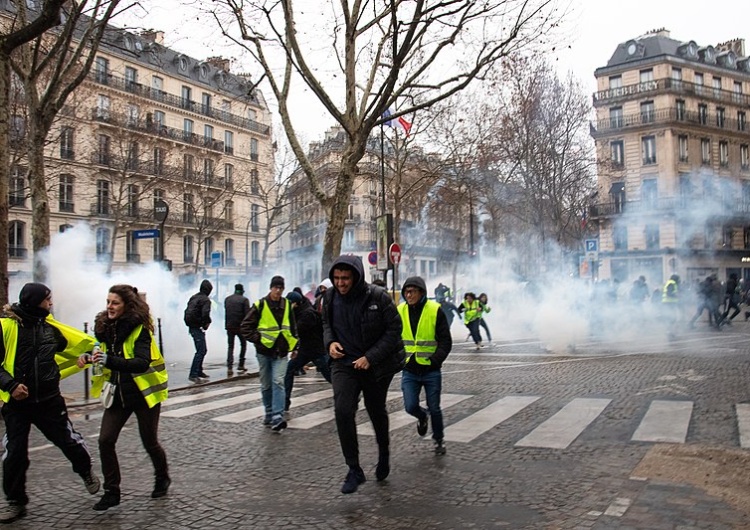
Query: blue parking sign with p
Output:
[[585, 239, 598, 252]]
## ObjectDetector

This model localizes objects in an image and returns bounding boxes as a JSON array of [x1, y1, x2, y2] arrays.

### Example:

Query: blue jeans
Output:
[[401, 369, 444, 441], [257, 354, 287, 422], [188, 327, 207, 378]]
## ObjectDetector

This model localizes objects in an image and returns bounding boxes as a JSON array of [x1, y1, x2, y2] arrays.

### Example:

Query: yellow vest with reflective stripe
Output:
[[0, 316, 95, 403], [255, 298, 298, 351], [90, 325, 168, 408], [398, 300, 439, 365], [662, 280, 679, 303], [462, 300, 481, 324]]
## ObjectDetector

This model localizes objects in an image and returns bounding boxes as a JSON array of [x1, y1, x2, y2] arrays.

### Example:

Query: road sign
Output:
[[154, 200, 169, 222], [367, 251, 378, 266], [585, 238, 598, 262], [389, 243, 402, 265], [211, 250, 224, 268], [133, 229, 160, 239]]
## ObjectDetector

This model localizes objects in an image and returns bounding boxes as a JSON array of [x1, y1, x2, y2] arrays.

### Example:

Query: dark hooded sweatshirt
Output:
[[185, 279, 213, 329], [322, 255, 405, 378]]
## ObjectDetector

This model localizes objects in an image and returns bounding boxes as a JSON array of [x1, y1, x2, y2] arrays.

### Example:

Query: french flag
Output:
[[382, 109, 412, 136]]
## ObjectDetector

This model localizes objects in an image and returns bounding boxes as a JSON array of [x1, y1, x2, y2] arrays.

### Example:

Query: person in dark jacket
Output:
[[0, 283, 100, 524], [241, 275, 298, 432], [185, 279, 213, 383], [398, 276, 452, 455], [322, 255, 405, 494], [78, 284, 169, 511], [720, 273, 741, 326], [284, 291, 331, 411], [224, 283, 251, 372]]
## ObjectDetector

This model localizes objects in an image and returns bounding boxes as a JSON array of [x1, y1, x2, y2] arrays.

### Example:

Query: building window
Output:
[[641, 178, 657, 208], [204, 124, 214, 140], [251, 204, 259, 232], [126, 141, 139, 171], [183, 119, 194, 142], [96, 180, 109, 215], [9, 221, 25, 259], [202, 92, 211, 115], [609, 75, 622, 88], [203, 158, 214, 182], [225, 200, 233, 222], [251, 241, 260, 266], [250, 138, 259, 161], [98, 134, 110, 165], [59, 224, 73, 233], [127, 184, 139, 217], [610, 182, 625, 213], [639, 69, 653, 83], [153, 110, 165, 128], [713, 76, 722, 97], [734, 81, 744, 103], [59, 174, 74, 212], [95, 57, 109, 84], [613, 225, 627, 251], [744, 227, 750, 250], [124, 66, 137, 91], [695, 72, 704, 86], [640, 101, 654, 123], [344, 229, 355, 246], [678, 135, 688, 163], [738, 111, 746, 132], [675, 99, 686, 121], [95, 94, 110, 121], [60, 126, 74, 159], [152, 75, 164, 100], [225, 238, 234, 262], [183, 154, 194, 178], [224, 131, 234, 155], [126, 231, 139, 262], [181, 85, 192, 110], [203, 238, 214, 265], [183, 235, 194, 263], [698, 104, 707, 125], [95, 227, 110, 260], [609, 106, 623, 128], [679, 174, 693, 206], [641, 136, 656, 165], [9, 170, 25, 207], [183, 194, 194, 223], [719, 141, 729, 167], [126, 104, 139, 127], [672, 67, 682, 81], [153, 147, 164, 176], [701, 138, 711, 165], [250, 169, 259, 193], [224, 163, 234, 187], [716, 107, 725, 128], [644, 224, 659, 249], [723, 227, 733, 249], [741, 145, 749, 170]]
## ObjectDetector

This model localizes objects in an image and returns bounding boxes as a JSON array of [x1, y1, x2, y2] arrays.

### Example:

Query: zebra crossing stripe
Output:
[[631, 400, 693, 443], [444, 395, 540, 443], [287, 392, 402, 430], [515, 398, 611, 449], [358, 393, 472, 436], [164, 385, 251, 407], [737, 404, 750, 449], [162, 393, 261, 418], [211, 389, 334, 424]]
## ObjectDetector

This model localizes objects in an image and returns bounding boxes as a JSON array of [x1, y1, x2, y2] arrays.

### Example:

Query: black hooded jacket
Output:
[[322, 255, 405, 379], [0, 304, 68, 403], [291, 296, 325, 357], [185, 279, 213, 329]]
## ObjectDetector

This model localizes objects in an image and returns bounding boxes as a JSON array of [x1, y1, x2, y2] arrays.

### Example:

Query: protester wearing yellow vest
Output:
[[458, 292, 484, 350], [241, 275, 298, 432], [661, 274, 681, 341], [398, 276, 453, 456], [0, 283, 101, 524], [76, 284, 169, 511]]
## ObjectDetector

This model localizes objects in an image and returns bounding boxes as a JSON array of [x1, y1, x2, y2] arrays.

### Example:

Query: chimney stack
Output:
[[207, 56, 231, 72], [140, 30, 164, 45]]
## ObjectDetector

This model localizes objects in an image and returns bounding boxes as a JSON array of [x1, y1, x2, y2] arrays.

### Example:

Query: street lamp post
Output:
[[244, 216, 252, 276]]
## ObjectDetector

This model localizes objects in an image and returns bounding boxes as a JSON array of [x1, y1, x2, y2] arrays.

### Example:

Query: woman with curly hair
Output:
[[77, 284, 169, 511]]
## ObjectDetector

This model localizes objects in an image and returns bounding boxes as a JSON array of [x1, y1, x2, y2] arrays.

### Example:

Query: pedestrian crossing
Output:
[[159, 385, 750, 450]]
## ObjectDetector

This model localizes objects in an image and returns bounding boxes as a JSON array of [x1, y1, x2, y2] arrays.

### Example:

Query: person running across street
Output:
[[184, 279, 213, 383], [224, 283, 251, 373], [458, 292, 483, 350], [0, 283, 101, 523], [322, 255, 405, 494], [241, 276, 298, 432], [398, 276, 452, 455], [477, 293, 492, 343]]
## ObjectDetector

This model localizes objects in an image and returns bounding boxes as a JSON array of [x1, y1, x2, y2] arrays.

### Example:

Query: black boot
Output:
[[151, 477, 171, 499], [93, 490, 120, 511], [376, 451, 390, 481]]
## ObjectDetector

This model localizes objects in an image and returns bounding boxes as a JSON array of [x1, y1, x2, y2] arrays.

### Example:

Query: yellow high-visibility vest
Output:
[[662, 280, 679, 304], [255, 298, 298, 351], [0, 316, 94, 403], [90, 325, 168, 408], [398, 300, 439, 365], [462, 300, 482, 324]]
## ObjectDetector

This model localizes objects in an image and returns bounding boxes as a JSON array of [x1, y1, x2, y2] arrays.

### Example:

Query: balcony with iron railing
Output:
[[593, 77, 750, 108], [590, 107, 749, 137], [589, 196, 750, 219], [89, 70, 271, 135]]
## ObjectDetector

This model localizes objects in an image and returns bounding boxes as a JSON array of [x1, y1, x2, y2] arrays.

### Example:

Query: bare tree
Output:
[[211, 0, 561, 271], [0, 0, 67, 304], [10, 0, 128, 282]]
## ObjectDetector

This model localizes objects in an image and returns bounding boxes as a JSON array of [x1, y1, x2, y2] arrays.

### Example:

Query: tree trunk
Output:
[[0, 55, 11, 304], [28, 118, 50, 283]]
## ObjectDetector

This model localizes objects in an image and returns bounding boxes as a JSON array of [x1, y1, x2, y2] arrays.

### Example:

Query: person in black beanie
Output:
[[0, 283, 101, 523]]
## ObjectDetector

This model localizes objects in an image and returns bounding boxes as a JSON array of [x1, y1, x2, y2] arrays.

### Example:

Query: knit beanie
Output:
[[19, 282, 51, 309], [270, 275, 285, 289], [286, 291, 303, 304]]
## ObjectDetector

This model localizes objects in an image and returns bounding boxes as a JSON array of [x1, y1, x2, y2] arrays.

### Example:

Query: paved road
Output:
[[8, 325, 750, 528]]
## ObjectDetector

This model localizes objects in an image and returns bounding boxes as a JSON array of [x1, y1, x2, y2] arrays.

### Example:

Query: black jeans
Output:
[[285, 352, 332, 410], [98, 393, 168, 494], [226, 327, 247, 365], [331, 363, 393, 469], [2, 394, 93, 505], [466, 319, 482, 344]]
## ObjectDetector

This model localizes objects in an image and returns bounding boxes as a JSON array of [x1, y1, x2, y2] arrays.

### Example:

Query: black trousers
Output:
[[226, 327, 247, 365], [331, 363, 393, 469], [2, 394, 93, 505], [98, 393, 168, 494]]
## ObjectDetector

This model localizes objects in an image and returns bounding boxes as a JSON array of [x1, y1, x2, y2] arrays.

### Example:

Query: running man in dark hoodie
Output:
[[184, 279, 213, 384], [322, 255, 405, 494]]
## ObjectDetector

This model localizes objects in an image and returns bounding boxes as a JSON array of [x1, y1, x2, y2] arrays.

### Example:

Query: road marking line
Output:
[[289, 393, 402, 431], [603, 497, 632, 517], [359, 393, 472, 436], [515, 398, 611, 449], [163, 385, 251, 406], [162, 393, 261, 418], [631, 400, 693, 443], [444, 395, 540, 443], [211, 389, 334, 424], [737, 404, 750, 448]]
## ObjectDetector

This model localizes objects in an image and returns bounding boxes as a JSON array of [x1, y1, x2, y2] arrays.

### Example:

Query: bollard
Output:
[[83, 321, 90, 402], [158, 317, 164, 356]]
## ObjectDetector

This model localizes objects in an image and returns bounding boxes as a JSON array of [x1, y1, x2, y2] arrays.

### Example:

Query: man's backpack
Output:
[[184, 296, 202, 327]]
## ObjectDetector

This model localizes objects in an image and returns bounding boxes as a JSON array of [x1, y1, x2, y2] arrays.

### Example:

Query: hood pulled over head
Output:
[[401, 276, 426, 299], [200, 279, 213, 295], [328, 254, 365, 291]]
